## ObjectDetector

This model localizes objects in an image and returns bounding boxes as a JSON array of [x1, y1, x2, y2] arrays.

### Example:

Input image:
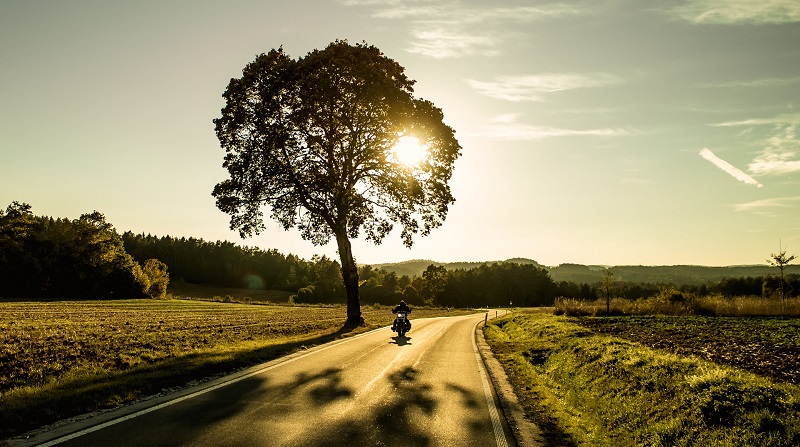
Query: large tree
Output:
[[212, 41, 461, 324]]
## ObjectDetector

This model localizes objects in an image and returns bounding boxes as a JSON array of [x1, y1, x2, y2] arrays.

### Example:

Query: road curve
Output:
[[24, 313, 513, 447]]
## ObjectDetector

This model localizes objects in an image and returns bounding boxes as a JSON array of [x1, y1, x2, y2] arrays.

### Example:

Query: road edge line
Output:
[[472, 318, 510, 447], [11, 326, 389, 447]]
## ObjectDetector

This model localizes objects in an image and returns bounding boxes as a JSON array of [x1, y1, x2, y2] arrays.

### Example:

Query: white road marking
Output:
[[472, 321, 509, 447], [33, 327, 385, 447]]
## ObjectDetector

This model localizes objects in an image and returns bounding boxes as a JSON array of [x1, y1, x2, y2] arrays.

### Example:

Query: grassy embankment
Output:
[[484, 311, 800, 447], [0, 295, 473, 439]]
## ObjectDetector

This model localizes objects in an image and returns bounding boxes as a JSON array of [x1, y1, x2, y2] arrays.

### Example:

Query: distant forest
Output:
[[2, 202, 798, 306], [122, 234, 800, 305], [120, 233, 558, 307], [373, 259, 800, 286]]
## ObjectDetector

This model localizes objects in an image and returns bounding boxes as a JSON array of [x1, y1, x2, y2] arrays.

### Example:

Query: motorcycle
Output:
[[391, 311, 411, 337]]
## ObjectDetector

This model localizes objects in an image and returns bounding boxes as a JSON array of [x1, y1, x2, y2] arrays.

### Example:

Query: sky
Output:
[[2, 0, 800, 267]]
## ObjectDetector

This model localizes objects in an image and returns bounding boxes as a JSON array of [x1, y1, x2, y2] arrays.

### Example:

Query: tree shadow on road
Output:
[[442, 381, 497, 439], [55, 361, 507, 447], [173, 365, 437, 447], [53, 367, 356, 447], [295, 366, 508, 447], [445, 382, 480, 409], [302, 366, 436, 447]]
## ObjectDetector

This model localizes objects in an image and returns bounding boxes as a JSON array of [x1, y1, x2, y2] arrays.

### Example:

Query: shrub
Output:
[[295, 285, 317, 303], [142, 259, 169, 298]]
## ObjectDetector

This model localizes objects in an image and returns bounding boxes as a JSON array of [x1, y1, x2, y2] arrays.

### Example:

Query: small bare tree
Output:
[[767, 246, 797, 312], [601, 269, 615, 315]]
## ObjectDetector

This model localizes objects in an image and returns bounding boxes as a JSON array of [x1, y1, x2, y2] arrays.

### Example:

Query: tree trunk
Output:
[[335, 231, 362, 325], [780, 264, 786, 313]]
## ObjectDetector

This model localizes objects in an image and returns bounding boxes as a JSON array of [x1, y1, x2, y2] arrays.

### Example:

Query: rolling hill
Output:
[[369, 259, 800, 285]]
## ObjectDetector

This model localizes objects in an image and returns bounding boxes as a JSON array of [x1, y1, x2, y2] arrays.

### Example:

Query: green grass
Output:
[[484, 312, 800, 447], [0, 298, 472, 439]]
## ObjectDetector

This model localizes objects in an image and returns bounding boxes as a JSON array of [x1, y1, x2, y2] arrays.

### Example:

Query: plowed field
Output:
[[575, 316, 800, 384]]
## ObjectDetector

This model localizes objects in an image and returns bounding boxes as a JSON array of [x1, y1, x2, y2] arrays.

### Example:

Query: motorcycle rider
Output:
[[391, 300, 412, 332]]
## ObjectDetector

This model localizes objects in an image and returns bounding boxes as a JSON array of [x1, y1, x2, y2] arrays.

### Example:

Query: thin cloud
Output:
[[699, 148, 764, 188], [467, 73, 622, 101], [711, 115, 800, 176], [475, 116, 633, 140], [748, 125, 800, 175], [549, 107, 621, 115], [373, 5, 454, 20], [492, 113, 519, 123], [699, 76, 800, 88], [671, 0, 800, 24], [373, 3, 586, 22], [338, 0, 435, 6], [712, 112, 800, 127], [734, 196, 800, 212], [338, 0, 388, 5], [750, 152, 800, 174], [341, 1, 590, 58], [406, 27, 499, 59]]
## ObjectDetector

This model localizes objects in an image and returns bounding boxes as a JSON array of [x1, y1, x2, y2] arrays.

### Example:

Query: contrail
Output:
[[699, 148, 763, 188]]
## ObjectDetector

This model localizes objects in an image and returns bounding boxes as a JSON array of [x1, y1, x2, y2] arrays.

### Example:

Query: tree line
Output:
[[121, 234, 561, 307], [0, 202, 167, 299], [120, 233, 353, 299], [554, 275, 799, 301], [3, 201, 795, 306]]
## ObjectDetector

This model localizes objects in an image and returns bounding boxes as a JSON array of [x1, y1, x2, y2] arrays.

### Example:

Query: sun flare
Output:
[[391, 136, 428, 167]]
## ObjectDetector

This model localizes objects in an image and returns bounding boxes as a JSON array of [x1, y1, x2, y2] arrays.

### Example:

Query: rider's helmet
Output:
[[400, 300, 406, 305]]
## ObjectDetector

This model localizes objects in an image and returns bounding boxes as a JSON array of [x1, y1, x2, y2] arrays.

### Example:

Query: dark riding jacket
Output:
[[392, 303, 411, 314]]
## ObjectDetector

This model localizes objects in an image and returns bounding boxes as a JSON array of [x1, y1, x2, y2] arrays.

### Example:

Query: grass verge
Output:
[[484, 312, 800, 447]]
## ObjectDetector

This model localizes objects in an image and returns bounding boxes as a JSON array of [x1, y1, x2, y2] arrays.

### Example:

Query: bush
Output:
[[142, 259, 169, 298], [295, 286, 317, 303]]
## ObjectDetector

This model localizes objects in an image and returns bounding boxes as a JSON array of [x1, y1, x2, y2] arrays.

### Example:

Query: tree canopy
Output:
[[212, 40, 461, 323]]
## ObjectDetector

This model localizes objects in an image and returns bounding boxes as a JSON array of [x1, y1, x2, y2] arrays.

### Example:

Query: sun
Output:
[[391, 136, 428, 167]]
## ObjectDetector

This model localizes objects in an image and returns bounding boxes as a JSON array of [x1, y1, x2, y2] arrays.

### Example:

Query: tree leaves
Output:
[[213, 40, 461, 322], [212, 40, 461, 247]]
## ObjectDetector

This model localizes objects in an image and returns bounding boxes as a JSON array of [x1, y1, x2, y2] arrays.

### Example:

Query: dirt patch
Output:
[[575, 316, 800, 384]]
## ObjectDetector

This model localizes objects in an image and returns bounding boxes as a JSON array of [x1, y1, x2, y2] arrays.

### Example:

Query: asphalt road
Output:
[[27, 313, 513, 447]]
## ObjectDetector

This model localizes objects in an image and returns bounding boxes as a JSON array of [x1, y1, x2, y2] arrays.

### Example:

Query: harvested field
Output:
[[575, 315, 800, 384]]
